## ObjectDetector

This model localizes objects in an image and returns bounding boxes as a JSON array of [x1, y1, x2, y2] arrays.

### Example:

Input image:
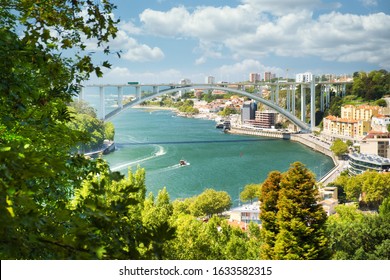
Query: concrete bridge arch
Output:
[[103, 85, 310, 131]]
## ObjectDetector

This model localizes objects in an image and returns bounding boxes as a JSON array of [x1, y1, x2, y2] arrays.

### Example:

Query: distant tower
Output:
[[264, 72, 272, 82], [205, 76, 215, 84], [249, 73, 261, 83]]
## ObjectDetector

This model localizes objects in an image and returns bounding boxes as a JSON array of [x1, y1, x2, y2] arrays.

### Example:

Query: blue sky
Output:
[[87, 0, 390, 84]]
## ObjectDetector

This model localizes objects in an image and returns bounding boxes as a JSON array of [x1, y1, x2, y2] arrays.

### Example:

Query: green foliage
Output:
[[333, 171, 390, 210], [260, 163, 329, 260], [375, 98, 388, 107], [104, 122, 115, 141], [330, 139, 348, 157], [240, 184, 261, 203], [219, 106, 238, 116], [165, 215, 262, 260], [326, 203, 390, 259], [352, 70, 390, 101], [189, 189, 232, 217]]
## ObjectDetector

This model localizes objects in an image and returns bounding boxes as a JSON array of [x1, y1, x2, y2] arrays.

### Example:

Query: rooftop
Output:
[[349, 153, 390, 165]]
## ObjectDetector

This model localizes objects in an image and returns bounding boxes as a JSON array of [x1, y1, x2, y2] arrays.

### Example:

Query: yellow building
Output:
[[323, 116, 370, 138], [341, 105, 381, 121]]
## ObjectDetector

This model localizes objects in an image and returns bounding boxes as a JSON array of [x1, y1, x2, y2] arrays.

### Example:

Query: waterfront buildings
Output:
[[323, 105, 382, 140], [348, 153, 390, 175], [241, 101, 257, 123], [255, 110, 277, 129], [323, 116, 370, 139]]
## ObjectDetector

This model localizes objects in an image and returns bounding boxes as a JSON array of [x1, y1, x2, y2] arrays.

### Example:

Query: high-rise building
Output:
[[264, 72, 272, 82], [296, 72, 313, 83], [249, 73, 260, 83], [205, 76, 215, 84], [241, 102, 257, 123], [255, 110, 277, 128]]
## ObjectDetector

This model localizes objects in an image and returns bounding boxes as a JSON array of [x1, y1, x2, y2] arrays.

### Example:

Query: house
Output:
[[229, 202, 261, 225], [318, 186, 338, 216]]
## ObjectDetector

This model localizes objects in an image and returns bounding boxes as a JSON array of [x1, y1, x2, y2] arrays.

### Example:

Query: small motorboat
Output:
[[179, 159, 190, 166]]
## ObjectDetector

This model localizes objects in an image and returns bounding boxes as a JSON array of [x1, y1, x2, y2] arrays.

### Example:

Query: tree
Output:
[[141, 188, 175, 259], [189, 189, 232, 217], [326, 203, 390, 259], [330, 139, 348, 157], [240, 183, 261, 203], [260, 163, 329, 260], [0, 0, 181, 260], [259, 171, 282, 259], [337, 171, 390, 210]]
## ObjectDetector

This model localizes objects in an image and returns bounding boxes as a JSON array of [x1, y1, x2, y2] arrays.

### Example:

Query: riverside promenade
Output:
[[228, 127, 346, 184]]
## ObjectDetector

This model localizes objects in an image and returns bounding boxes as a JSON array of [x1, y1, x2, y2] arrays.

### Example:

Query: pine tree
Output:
[[274, 162, 329, 259], [259, 171, 282, 259], [260, 162, 330, 260]]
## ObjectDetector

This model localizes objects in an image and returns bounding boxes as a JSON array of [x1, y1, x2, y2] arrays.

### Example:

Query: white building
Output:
[[229, 202, 261, 224], [205, 76, 215, 84], [371, 115, 390, 133], [296, 72, 313, 83]]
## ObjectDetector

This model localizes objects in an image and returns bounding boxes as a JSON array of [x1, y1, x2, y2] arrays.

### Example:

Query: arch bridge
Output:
[[82, 80, 351, 132]]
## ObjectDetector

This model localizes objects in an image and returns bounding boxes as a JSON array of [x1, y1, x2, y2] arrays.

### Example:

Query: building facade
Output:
[[249, 73, 261, 83], [205, 75, 215, 84], [348, 153, 390, 175], [255, 110, 277, 128], [296, 72, 313, 83], [360, 132, 390, 158], [341, 105, 381, 121], [371, 115, 390, 132], [323, 116, 370, 138]]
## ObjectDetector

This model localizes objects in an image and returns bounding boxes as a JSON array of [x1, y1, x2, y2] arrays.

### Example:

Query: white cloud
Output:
[[94, 67, 183, 84], [215, 59, 284, 82], [136, 1, 390, 69], [121, 37, 165, 62], [359, 0, 378, 7]]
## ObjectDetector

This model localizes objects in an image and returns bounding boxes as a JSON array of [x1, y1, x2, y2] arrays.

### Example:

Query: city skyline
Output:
[[87, 0, 390, 84]]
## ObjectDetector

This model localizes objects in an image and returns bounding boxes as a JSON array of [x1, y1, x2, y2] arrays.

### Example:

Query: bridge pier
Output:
[[275, 83, 279, 105], [117, 86, 123, 109], [301, 85, 306, 122], [286, 86, 291, 112], [99, 86, 105, 120], [310, 76, 316, 130], [320, 85, 325, 112], [79, 86, 85, 101], [136, 86, 141, 100], [292, 84, 296, 116]]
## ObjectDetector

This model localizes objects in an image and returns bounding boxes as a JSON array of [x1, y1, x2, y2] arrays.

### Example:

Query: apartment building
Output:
[[360, 132, 390, 158], [296, 72, 313, 83], [341, 105, 380, 121], [323, 116, 370, 138], [249, 73, 261, 83]]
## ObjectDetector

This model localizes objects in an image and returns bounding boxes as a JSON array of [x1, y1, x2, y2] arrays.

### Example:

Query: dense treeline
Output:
[[352, 70, 390, 100], [1, 0, 389, 260], [68, 101, 115, 152]]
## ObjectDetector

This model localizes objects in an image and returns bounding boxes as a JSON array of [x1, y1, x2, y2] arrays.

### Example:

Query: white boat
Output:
[[179, 159, 190, 166]]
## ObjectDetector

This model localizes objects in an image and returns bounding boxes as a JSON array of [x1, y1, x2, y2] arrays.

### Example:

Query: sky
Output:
[[87, 0, 390, 84]]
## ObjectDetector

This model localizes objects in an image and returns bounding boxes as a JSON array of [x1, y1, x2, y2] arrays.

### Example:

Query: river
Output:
[[102, 108, 334, 204]]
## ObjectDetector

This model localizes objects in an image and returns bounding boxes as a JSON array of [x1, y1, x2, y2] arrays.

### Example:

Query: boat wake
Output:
[[110, 145, 166, 172]]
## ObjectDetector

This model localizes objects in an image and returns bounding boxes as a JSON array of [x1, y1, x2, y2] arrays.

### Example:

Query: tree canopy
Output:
[[260, 162, 329, 260]]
